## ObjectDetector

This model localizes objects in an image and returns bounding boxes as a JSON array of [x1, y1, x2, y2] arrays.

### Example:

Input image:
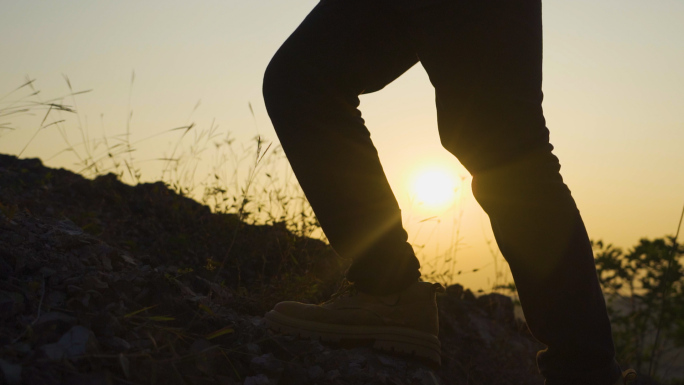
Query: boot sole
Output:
[[264, 310, 442, 366]]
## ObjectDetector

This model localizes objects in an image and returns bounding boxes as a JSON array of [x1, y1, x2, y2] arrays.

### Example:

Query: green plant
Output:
[[594, 234, 684, 379]]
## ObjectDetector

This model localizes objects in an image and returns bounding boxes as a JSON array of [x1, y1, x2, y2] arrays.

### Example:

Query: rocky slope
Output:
[[0, 153, 617, 384]]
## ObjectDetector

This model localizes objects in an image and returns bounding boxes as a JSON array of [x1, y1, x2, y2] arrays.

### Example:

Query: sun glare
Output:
[[410, 168, 458, 210]]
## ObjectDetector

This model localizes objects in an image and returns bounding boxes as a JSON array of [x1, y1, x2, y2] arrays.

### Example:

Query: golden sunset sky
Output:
[[2, 0, 683, 290]]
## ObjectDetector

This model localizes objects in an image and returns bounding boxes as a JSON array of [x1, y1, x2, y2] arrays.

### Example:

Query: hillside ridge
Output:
[[0, 154, 547, 384]]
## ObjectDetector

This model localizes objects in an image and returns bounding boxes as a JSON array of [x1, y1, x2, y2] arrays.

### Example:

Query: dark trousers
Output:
[[262, 0, 621, 383]]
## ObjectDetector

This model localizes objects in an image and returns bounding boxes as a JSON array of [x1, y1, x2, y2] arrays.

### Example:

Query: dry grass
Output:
[[4, 76, 510, 289]]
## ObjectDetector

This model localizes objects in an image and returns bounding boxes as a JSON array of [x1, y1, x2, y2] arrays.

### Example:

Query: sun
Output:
[[410, 167, 458, 210]]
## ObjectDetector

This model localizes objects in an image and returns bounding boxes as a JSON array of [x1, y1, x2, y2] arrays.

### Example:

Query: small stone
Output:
[[91, 312, 123, 337], [48, 275, 60, 287], [101, 256, 112, 271], [12, 343, 31, 355], [66, 292, 90, 308], [39, 267, 57, 277], [8, 233, 23, 246], [0, 257, 13, 280], [377, 355, 405, 370], [63, 372, 110, 385], [40, 343, 64, 362], [130, 339, 153, 350], [34, 312, 77, 332], [31, 312, 76, 346], [46, 291, 67, 308], [40, 325, 99, 361], [190, 338, 213, 354], [282, 363, 308, 384], [119, 253, 138, 266], [246, 343, 261, 355], [308, 365, 324, 380], [346, 362, 369, 380], [82, 276, 108, 291], [463, 289, 476, 302], [0, 359, 22, 385], [412, 368, 442, 385], [243, 374, 271, 385], [98, 336, 131, 352], [62, 276, 81, 286], [250, 353, 282, 374], [249, 316, 264, 327], [190, 339, 215, 375], [325, 369, 341, 381], [375, 371, 389, 384], [349, 353, 367, 365], [67, 285, 82, 294], [56, 219, 83, 236], [0, 291, 24, 320], [476, 293, 514, 324], [445, 284, 464, 299]]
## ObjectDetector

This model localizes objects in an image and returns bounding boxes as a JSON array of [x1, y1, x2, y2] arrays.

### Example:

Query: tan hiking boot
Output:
[[264, 280, 445, 365]]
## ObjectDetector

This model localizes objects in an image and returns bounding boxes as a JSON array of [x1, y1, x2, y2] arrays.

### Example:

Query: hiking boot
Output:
[[264, 280, 445, 365], [613, 369, 637, 385]]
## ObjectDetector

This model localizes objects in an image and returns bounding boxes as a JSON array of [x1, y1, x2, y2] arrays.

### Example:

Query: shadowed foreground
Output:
[[0, 153, 610, 384]]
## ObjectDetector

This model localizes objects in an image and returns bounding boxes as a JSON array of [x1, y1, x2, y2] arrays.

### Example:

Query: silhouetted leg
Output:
[[262, 0, 420, 295], [396, 0, 622, 383]]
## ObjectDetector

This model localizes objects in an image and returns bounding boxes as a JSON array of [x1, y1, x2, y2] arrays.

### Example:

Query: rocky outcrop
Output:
[[0, 154, 590, 384]]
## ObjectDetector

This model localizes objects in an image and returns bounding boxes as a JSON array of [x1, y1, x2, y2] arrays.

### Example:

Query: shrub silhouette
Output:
[[594, 237, 684, 379]]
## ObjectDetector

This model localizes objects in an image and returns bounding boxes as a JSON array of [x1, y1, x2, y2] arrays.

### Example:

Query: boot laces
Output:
[[322, 280, 444, 305], [322, 280, 358, 304]]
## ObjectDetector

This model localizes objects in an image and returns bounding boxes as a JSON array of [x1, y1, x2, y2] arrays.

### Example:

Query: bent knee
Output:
[[262, 51, 296, 112], [471, 149, 572, 212], [262, 51, 331, 119]]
